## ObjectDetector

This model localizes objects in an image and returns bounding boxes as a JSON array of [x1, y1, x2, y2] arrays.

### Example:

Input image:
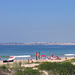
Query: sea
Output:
[[0, 45, 75, 60]]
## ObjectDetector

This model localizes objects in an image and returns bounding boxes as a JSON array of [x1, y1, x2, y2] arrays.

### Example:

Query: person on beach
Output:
[[54, 56, 56, 60], [27, 59, 29, 63], [30, 56, 33, 63], [56, 56, 59, 60], [36, 52, 37, 60], [38, 52, 40, 60], [30, 56, 32, 60], [74, 54, 75, 57], [50, 54, 54, 59], [65, 57, 67, 59], [51, 56, 53, 60], [0, 57, 1, 59]]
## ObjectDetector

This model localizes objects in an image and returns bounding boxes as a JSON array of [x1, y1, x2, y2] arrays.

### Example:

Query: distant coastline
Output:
[[0, 42, 75, 45]]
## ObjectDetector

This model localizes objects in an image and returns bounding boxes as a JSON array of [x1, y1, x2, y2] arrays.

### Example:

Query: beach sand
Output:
[[0, 57, 75, 67]]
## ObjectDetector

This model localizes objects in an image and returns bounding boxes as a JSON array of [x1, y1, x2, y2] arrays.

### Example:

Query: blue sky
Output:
[[0, 0, 75, 43]]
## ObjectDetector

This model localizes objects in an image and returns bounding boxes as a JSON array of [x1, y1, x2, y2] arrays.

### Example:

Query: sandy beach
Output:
[[0, 57, 75, 67]]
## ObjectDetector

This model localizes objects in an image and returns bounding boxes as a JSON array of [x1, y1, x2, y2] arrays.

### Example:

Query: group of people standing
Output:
[[36, 52, 40, 60], [27, 52, 40, 63]]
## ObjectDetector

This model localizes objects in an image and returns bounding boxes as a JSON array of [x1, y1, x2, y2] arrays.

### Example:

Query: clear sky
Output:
[[0, 0, 75, 43]]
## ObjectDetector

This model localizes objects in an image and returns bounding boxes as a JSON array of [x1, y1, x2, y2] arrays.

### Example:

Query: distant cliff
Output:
[[0, 42, 75, 45]]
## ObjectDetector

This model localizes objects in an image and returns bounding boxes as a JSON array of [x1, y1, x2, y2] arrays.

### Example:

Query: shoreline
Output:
[[0, 57, 75, 66]]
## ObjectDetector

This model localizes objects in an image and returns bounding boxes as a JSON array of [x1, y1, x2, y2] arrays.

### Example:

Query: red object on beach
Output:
[[9, 56, 15, 60], [10, 56, 14, 59], [51, 54, 54, 57], [41, 55, 46, 57], [56, 56, 59, 59]]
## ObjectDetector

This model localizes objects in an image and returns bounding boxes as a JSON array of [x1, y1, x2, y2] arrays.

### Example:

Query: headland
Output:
[[0, 42, 75, 45]]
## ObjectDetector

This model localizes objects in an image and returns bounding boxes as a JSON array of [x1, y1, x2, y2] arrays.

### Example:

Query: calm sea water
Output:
[[0, 45, 75, 60]]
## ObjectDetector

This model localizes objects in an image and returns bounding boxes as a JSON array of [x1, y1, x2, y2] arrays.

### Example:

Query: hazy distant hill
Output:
[[0, 42, 75, 45]]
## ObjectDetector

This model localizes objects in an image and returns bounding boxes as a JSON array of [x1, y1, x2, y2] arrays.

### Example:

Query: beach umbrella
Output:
[[41, 55, 46, 57]]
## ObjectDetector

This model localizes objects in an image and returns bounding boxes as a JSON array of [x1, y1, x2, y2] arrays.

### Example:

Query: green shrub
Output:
[[14, 67, 41, 75], [22, 60, 28, 65], [19, 61, 22, 67], [0, 65, 8, 72], [38, 62, 75, 75], [13, 62, 19, 69], [34, 61, 40, 63], [64, 58, 75, 63], [38, 62, 57, 70], [6, 63, 10, 68]]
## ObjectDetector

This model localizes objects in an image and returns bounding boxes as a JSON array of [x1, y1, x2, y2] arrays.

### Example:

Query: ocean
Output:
[[0, 45, 75, 60]]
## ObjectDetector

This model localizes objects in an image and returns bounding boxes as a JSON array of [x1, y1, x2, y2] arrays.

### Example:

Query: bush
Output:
[[64, 58, 75, 63], [38, 62, 75, 75], [14, 67, 41, 75], [0, 65, 8, 72], [13, 62, 21, 69], [19, 61, 22, 67]]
